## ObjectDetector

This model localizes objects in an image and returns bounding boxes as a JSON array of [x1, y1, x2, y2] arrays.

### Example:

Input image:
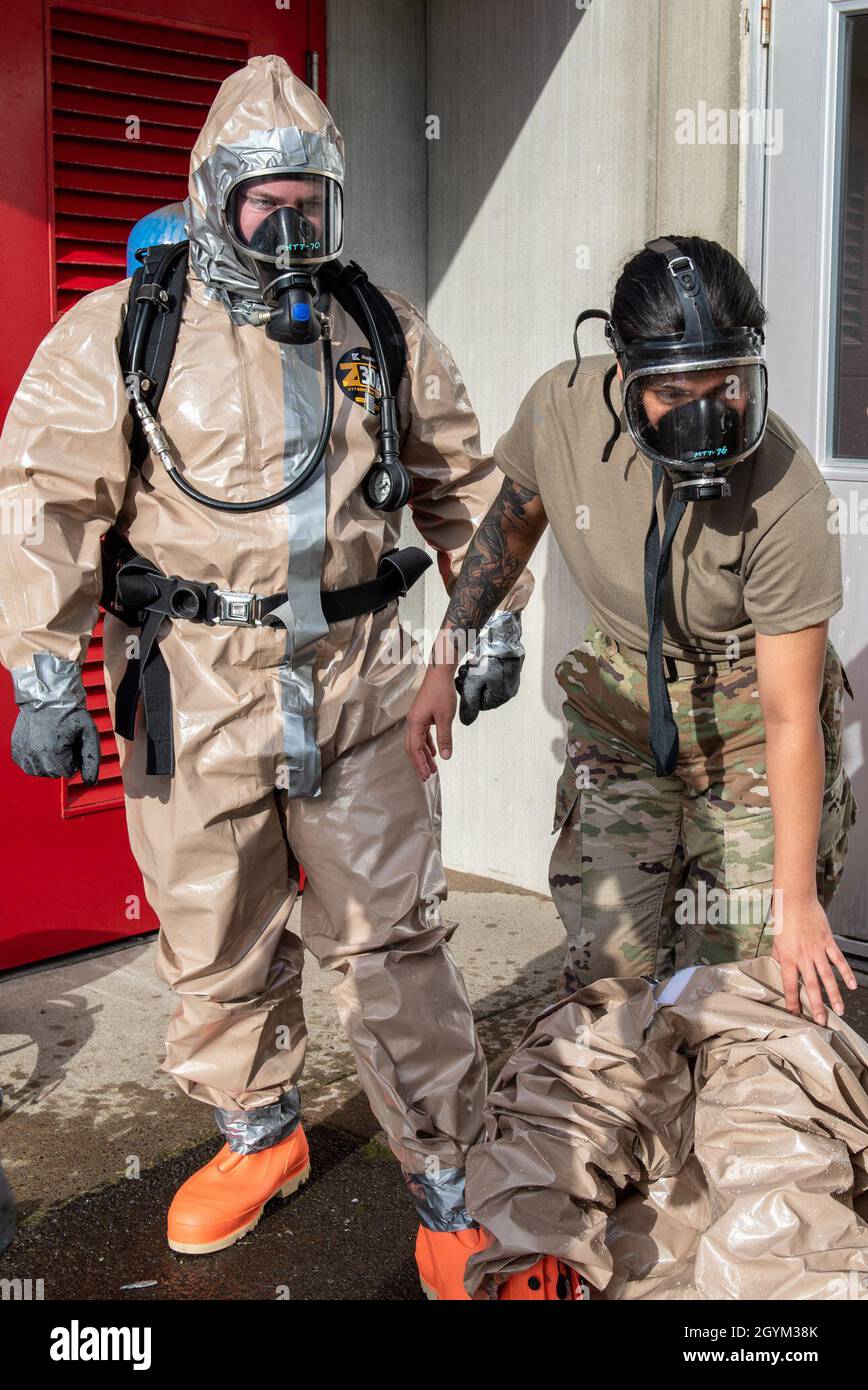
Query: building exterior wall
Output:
[[329, 0, 745, 893], [327, 0, 428, 309]]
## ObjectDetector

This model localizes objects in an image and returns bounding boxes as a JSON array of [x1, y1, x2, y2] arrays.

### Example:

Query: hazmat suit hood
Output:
[[184, 55, 345, 320], [0, 39, 533, 1192]]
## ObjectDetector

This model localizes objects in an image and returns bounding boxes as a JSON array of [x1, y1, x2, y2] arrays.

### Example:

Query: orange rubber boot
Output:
[[415, 1225, 491, 1300], [168, 1124, 310, 1255], [498, 1256, 588, 1300]]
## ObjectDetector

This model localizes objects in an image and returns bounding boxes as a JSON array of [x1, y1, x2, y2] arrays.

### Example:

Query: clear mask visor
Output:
[[226, 171, 343, 267], [623, 360, 768, 474]]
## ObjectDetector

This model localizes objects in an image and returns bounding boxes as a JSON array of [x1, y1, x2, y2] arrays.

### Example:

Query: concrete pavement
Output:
[[3, 872, 868, 1301], [0, 872, 562, 1223]]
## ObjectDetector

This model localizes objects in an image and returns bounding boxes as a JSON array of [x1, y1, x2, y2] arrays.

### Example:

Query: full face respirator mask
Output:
[[225, 170, 344, 345], [124, 166, 413, 516], [610, 240, 768, 501], [568, 237, 769, 776], [570, 237, 768, 494]]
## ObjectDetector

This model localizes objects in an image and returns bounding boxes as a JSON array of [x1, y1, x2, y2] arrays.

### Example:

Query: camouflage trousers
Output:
[[550, 627, 857, 994]]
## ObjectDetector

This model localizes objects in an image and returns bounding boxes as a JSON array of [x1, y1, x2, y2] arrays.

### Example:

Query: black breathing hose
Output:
[[128, 294, 335, 514]]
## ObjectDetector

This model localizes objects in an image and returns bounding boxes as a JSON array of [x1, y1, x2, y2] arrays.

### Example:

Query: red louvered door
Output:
[[0, 0, 326, 969], [50, 6, 249, 311]]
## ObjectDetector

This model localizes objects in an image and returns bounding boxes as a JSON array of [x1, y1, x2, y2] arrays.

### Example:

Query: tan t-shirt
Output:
[[494, 355, 843, 660]]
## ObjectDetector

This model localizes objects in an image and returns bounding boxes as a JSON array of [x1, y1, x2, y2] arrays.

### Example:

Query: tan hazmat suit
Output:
[[464, 958, 868, 1296], [0, 56, 531, 1228]]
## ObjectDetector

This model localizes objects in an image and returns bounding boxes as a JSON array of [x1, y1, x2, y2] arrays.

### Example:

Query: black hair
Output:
[[611, 235, 766, 342]]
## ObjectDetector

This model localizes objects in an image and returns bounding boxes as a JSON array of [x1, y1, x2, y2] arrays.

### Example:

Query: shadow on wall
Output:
[[425, 0, 587, 300], [327, 0, 584, 305]]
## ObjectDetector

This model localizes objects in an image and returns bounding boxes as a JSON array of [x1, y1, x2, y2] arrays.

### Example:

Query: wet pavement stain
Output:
[[0, 1110, 423, 1302], [0, 1004, 545, 1302]]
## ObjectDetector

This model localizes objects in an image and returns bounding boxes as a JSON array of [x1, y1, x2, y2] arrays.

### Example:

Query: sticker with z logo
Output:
[[336, 348, 383, 415]]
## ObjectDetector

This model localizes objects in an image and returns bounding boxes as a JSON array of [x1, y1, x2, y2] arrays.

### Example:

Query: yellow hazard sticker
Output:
[[336, 348, 383, 415]]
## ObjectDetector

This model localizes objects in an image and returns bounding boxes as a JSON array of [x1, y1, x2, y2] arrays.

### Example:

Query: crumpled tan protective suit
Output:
[[0, 56, 531, 1223], [465, 958, 868, 1298]]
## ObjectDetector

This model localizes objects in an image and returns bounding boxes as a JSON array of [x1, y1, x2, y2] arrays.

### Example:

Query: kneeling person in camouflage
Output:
[[407, 235, 857, 1029]]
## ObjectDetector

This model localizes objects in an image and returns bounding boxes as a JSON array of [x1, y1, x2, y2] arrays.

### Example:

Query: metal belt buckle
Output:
[[215, 590, 262, 626]]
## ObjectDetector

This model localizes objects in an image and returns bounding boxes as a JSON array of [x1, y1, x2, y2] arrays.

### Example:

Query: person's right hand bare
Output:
[[406, 665, 457, 780]]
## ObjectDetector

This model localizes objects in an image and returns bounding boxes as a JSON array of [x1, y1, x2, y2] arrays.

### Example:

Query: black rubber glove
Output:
[[456, 652, 523, 726], [11, 704, 101, 785]]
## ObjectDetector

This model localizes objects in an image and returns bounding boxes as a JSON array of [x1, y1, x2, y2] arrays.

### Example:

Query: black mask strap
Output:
[[645, 236, 719, 345], [568, 308, 612, 387], [569, 310, 624, 461], [643, 463, 688, 776], [600, 363, 622, 462]]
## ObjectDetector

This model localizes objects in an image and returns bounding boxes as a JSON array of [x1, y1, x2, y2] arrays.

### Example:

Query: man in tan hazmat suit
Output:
[[0, 56, 532, 1298]]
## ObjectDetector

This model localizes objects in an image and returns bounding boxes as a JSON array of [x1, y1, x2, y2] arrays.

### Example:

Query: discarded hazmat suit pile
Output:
[[465, 958, 868, 1300]]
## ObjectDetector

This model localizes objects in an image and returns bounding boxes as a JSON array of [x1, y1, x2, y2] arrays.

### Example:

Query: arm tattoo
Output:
[[443, 477, 539, 639]]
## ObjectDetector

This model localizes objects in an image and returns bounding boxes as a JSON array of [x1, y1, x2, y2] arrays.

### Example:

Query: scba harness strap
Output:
[[118, 241, 409, 473], [103, 242, 426, 777], [101, 531, 431, 777]]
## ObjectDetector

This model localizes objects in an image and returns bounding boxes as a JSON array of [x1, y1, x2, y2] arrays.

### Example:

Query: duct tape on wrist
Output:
[[12, 653, 88, 711], [474, 610, 524, 661]]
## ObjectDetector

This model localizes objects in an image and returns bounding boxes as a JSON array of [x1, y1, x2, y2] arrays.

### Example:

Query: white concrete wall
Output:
[[426, 0, 743, 892], [326, 0, 429, 638], [328, 0, 744, 893], [326, 0, 428, 309]]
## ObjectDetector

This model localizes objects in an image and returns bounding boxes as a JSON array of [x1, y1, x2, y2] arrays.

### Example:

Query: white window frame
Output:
[[819, 0, 868, 477], [754, 0, 868, 478]]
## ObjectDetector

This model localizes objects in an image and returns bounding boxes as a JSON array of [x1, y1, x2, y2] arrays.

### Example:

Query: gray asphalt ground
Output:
[[0, 871, 563, 1300], [2, 871, 867, 1302]]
